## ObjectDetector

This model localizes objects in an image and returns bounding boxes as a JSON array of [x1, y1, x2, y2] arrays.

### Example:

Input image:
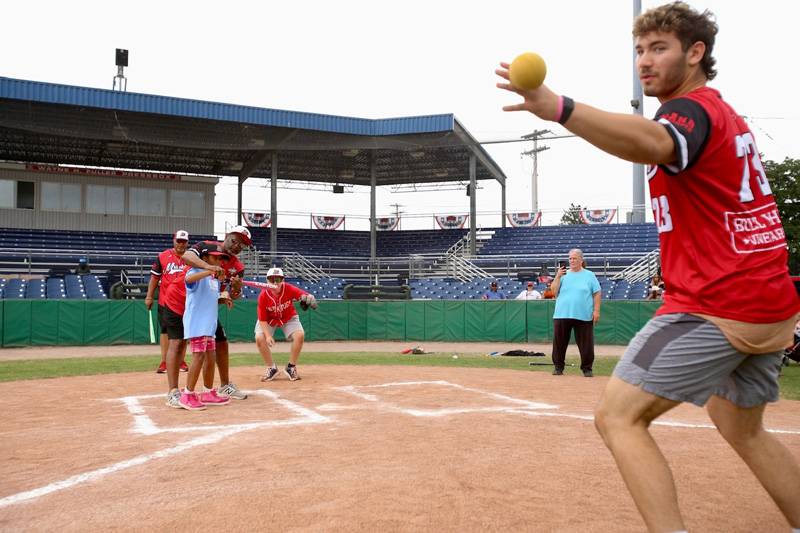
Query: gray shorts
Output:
[[254, 315, 304, 341], [613, 314, 782, 408]]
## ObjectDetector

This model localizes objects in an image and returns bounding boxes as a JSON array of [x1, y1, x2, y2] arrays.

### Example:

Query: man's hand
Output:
[[496, 62, 560, 121], [228, 275, 243, 300], [300, 293, 318, 310], [144, 296, 154, 310], [265, 335, 275, 348], [218, 291, 233, 309], [593, 310, 601, 325]]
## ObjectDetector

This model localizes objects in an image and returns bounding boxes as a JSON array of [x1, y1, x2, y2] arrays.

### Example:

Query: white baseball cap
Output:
[[228, 225, 252, 245], [266, 267, 284, 279], [174, 230, 189, 241]]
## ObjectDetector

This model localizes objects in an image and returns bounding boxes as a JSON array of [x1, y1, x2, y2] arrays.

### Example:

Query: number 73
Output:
[[736, 132, 772, 202]]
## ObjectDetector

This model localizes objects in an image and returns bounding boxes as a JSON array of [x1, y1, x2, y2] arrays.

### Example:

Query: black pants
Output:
[[552, 319, 595, 372]]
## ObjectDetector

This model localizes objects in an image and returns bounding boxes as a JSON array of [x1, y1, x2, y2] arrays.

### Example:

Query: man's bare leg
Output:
[[216, 340, 230, 385], [256, 334, 274, 367], [159, 333, 168, 364], [166, 339, 185, 392], [707, 395, 800, 527], [594, 377, 684, 532], [288, 331, 304, 365]]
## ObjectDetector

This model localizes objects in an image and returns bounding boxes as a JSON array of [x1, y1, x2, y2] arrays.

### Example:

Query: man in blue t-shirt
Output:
[[551, 249, 601, 376], [482, 281, 507, 300]]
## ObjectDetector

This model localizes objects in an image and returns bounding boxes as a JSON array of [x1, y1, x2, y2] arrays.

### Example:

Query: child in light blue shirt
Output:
[[179, 248, 230, 410]]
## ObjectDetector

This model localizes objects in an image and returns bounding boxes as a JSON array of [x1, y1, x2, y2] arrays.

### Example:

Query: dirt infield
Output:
[[1, 359, 798, 531]]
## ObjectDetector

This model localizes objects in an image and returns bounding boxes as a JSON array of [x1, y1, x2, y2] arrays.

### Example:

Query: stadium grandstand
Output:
[[0, 76, 662, 303]]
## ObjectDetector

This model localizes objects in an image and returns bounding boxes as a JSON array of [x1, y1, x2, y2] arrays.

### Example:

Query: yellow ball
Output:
[[509, 52, 547, 90]]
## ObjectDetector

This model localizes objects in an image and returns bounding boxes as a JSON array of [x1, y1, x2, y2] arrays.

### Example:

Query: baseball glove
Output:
[[299, 293, 318, 310]]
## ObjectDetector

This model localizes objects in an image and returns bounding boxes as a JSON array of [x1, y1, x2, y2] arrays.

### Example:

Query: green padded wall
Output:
[[2, 299, 662, 347], [3, 300, 32, 347]]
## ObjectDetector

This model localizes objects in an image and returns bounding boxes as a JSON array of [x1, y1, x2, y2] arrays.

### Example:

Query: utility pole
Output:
[[390, 203, 404, 229], [521, 129, 550, 219]]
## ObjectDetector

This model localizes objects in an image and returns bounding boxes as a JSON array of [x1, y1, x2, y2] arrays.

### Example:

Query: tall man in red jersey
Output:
[[181, 226, 251, 400], [498, 3, 800, 531], [146, 230, 191, 407], [145, 230, 189, 375], [255, 267, 317, 382]]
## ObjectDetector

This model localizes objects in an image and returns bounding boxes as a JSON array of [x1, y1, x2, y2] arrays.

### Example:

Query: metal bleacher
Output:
[[0, 224, 661, 300]]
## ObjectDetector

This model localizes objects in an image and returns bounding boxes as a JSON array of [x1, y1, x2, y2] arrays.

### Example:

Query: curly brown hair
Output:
[[633, 1, 718, 80]]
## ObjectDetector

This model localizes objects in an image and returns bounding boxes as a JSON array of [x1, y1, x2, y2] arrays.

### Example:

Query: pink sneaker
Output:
[[179, 391, 206, 411], [199, 389, 230, 406]]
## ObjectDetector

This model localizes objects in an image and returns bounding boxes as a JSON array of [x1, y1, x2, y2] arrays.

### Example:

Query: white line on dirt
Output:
[[0, 390, 333, 509], [116, 389, 329, 435], [0, 427, 244, 509], [335, 380, 558, 411], [516, 410, 800, 435]]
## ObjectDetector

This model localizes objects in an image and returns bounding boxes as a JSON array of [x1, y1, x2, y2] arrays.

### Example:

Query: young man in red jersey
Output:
[[181, 226, 251, 400], [255, 267, 316, 382], [145, 230, 190, 375], [146, 230, 192, 408], [498, 3, 799, 531]]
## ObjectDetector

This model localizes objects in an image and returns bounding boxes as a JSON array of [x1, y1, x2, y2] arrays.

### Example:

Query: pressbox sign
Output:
[[724, 203, 787, 254]]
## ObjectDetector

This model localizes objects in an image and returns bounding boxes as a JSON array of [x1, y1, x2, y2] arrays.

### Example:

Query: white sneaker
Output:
[[165, 390, 182, 408], [261, 366, 279, 382], [284, 365, 300, 381], [217, 382, 248, 400]]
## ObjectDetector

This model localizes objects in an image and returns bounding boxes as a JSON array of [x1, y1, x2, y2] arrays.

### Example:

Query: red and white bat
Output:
[[241, 279, 272, 290]]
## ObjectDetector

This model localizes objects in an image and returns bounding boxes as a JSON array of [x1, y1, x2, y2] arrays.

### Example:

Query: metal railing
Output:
[[610, 249, 660, 282]]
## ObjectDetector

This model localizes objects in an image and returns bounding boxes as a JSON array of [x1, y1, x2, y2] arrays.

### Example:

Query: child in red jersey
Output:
[[255, 267, 317, 381]]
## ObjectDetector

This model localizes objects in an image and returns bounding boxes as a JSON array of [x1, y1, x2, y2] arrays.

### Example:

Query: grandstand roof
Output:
[[0, 76, 506, 187]]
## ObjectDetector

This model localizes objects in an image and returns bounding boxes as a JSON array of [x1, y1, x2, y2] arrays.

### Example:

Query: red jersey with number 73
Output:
[[648, 86, 799, 322]]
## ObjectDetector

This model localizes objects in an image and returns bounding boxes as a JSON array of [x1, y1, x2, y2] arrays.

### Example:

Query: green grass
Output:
[[1, 352, 798, 400]]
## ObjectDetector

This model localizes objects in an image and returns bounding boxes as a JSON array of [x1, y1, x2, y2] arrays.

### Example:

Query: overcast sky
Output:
[[2, 0, 798, 235]]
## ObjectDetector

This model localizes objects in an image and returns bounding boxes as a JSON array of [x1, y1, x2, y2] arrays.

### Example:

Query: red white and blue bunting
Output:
[[434, 214, 468, 229], [506, 212, 542, 228], [312, 215, 345, 230], [580, 208, 617, 225], [242, 211, 271, 228], [376, 217, 400, 231]]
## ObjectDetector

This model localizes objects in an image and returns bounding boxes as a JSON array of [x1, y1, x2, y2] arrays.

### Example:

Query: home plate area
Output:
[[118, 380, 559, 438]]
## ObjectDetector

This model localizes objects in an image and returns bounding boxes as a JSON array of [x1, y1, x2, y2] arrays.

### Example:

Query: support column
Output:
[[631, 0, 646, 223], [370, 153, 377, 260], [270, 153, 278, 256], [501, 182, 506, 228], [236, 178, 244, 227], [469, 155, 477, 256]]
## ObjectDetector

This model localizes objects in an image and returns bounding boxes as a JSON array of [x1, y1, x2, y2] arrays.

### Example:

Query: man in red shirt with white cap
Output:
[[255, 267, 317, 382], [145, 230, 190, 377]]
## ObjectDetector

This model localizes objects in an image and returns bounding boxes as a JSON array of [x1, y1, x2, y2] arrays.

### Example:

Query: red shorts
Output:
[[189, 336, 216, 353]]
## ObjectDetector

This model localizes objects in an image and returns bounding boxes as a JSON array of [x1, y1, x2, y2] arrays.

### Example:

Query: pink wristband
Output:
[[555, 95, 564, 122]]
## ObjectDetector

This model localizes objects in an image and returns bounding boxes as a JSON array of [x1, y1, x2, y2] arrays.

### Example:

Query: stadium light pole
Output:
[[631, 0, 646, 223]]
